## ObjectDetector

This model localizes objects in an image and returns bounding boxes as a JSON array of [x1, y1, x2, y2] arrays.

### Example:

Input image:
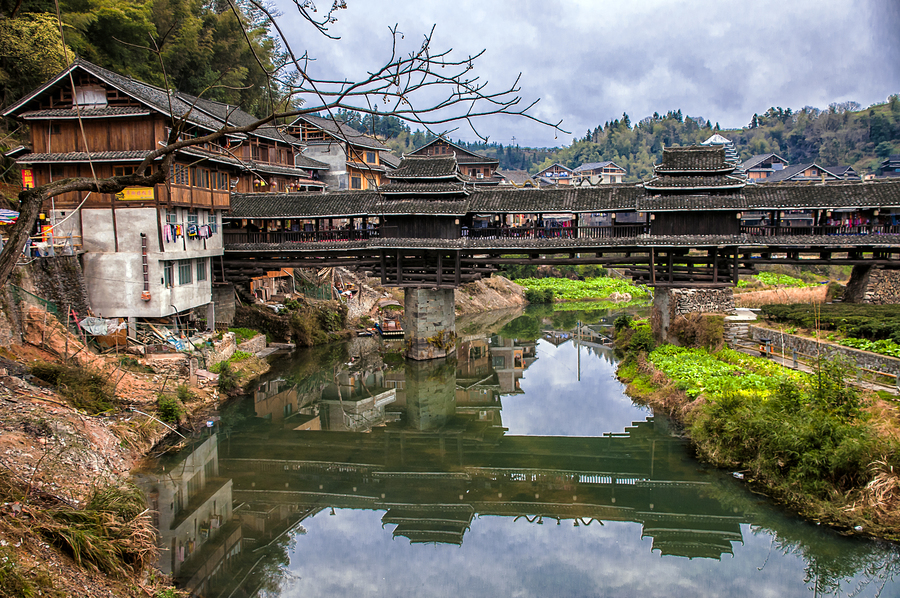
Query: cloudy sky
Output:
[[274, 0, 900, 148]]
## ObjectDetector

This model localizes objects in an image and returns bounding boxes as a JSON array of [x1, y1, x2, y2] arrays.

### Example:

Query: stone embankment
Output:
[[748, 324, 900, 378]]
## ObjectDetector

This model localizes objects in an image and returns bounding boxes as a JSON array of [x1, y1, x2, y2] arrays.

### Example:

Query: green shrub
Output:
[[669, 314, 724, 350], [231, 350, 252, 362], [524, 288, 554, 303], [156, 394, 183, 424], [216, 362, 239, 393], [175, 384, 196, 404]]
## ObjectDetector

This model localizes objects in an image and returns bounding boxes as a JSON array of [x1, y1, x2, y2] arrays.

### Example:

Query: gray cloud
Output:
[[274, 0, 899, 147]]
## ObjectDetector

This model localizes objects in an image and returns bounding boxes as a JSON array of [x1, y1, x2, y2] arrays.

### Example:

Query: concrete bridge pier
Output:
[[651, 287, 736, 345], [404, 288, 457, 360]]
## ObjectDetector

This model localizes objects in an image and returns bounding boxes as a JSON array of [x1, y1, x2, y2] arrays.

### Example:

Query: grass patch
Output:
[[37, 483, 156, 578], [228, 327, 260, 343], [761, 303, 900, 341], [517, 277, 649, 302], [28, 362, 118, 414]]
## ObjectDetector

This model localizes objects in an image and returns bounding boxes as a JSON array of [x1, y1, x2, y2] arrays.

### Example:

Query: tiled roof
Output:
[[468, 185, 641, 213], [227, 179, 900, 220], [573, 161, 618, 172], [389, 155, 460, 179], [295, 155, 330, 170], [379, 182, 469, 195], [763, 163, 840, 182], [372, 198, 469, 215], [347, 161, 387, 173], [656, 146, 732, 173], [4, 59, 226, 133], [291, 115, 389, 151], [643, 175, 746, 190], [744, 181, 900, 208], [175, 92, 303, 145], [409, 137, 498, 165], [536, 163, 574, 175], [19, 106, 151, 119], [637, 194, 749, 211], [496, 169, 534, 185], [230, 191, 376, 218], [246, 161, 324, 178], [379, 151, 401, 169], [16, 150, 154, 163], [740, 153, 786, 171]]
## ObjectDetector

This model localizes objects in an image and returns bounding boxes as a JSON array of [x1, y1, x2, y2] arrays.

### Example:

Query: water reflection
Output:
[[138, 308, 900, 597]]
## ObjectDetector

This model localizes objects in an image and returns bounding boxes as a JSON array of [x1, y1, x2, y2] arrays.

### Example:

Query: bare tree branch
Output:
[[0, 1, 566, 288]]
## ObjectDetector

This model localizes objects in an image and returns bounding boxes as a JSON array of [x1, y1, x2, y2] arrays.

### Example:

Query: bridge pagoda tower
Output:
[[379, 155, 473, 359], [642, 145, 747, 343]]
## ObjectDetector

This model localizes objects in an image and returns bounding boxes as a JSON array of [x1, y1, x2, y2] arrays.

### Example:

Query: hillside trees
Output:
[[0, 0, 561, 288], [532, 98, 900, 181]]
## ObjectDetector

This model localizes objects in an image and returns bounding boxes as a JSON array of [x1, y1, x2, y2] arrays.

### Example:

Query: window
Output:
[[166, 209, 177, 225], [196, 258, 207, 281], [208, 211, 218, 233], [177, 260, 192, 285], [113, 165, 136, 177], [171, 164, 189, 186], [74, 85, 107, 107], [50, 124, 61, 135], [163, 261, 173, 288], [366, 151, 376, 163], [212, 171, 228, 190], [351, 175, 362, 189], [190, 168, 210, 189], [50, 165, 65, 180], [187, 212, 198, 227]]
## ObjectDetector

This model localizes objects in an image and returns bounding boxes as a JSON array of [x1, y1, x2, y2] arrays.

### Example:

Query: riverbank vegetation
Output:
[[616, 320, 900, 539], [759, 303, 900, 358], [517, 277, 650, 303]]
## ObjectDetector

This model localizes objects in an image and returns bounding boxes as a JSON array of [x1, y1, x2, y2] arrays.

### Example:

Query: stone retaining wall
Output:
[[748, 324, 900, 375], [404, 288, 456, 360], [844, 266, 900, 305], [204, 332, 236, 367], [237, 334, 267, 355], [653, 287, 735, 345]]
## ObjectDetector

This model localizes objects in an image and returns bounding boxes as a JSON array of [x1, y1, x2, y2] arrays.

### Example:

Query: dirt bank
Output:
[[0, 306, 245, 597]]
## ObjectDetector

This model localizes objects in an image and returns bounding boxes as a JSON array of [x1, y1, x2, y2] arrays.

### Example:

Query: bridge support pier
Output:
[[404, 288, 457, 360], [651, 287, 735, 345], [844, 265, 900, 304]]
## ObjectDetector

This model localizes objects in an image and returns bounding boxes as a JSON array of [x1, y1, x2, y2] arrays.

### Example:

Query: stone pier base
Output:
[[404, 288, 457, 360], [844, 265, 900, 304], [652, 287, 735, 345]]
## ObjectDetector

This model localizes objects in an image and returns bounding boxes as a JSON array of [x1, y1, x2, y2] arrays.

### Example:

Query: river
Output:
[[136, 306, 900, 598]]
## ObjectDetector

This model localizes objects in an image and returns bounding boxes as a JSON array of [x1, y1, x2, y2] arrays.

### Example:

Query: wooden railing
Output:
[[223, 228, 390, 244], [741, 224, 900, 236], [223, 223, 900, 246]]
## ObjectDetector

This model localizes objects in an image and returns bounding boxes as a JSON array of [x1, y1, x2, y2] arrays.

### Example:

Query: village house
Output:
[[739, 153, 790, 180], [286, 114, 394, 190], [408, 137, 500, 185], [572, 161, 626, 185], [2, 58, 321, 329], [878, 155, 900, 178], [533, 163, 574, 185], [761, 162, 845, 183]]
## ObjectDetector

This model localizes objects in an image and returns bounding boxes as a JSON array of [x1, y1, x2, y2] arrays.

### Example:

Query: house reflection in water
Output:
[[143, 329, 762, 595], [136, 435, 240, 596]]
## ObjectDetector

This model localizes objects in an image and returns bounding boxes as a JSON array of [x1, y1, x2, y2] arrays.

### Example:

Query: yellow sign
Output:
[[115, 187, 155, 201], [21, 169, 34, 189]]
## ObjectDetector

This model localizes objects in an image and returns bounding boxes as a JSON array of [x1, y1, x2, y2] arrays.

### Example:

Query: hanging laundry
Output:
[[187, 224, 199, 238], [175, 225, 183, 237]]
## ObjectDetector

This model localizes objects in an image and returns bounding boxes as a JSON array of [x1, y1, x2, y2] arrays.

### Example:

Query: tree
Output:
[[0, 0, 564, 288]]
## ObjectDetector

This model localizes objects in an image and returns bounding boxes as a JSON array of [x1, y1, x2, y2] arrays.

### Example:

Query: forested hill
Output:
[[384, 99, 900, 181], [527, 100, 900, 181], [0, 0, 286, 117]]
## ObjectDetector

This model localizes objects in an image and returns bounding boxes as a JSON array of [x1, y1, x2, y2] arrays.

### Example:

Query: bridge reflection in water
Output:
[[139, 328, 767, 596]]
